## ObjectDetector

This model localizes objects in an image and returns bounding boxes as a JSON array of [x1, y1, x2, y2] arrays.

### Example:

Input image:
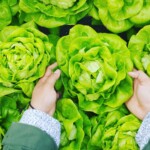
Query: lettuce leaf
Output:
[[0, 0, 19, 30], [128, 25, 150, 75]]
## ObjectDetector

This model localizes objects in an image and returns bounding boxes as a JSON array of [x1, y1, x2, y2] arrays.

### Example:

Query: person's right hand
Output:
[[30, 62, 61, 116], [126, 70, 150, 120]]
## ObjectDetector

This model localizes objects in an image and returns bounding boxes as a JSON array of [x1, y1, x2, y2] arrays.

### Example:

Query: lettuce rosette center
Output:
[[68, 40, 117, 100]]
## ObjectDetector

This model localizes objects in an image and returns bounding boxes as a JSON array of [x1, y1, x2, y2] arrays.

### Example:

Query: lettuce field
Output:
[[1, 0, 150, 149]]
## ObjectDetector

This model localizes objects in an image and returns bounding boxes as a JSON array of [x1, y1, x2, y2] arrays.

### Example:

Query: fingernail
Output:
[[128, 71, 133, 74], [128, 72, 137, 78], [128, 72, 134, 75], [54, 69, 61, 74]]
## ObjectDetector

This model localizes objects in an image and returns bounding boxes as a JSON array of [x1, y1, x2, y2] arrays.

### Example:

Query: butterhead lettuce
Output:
[[56, 25, 133, 109], [87, 107, 140, 150], [55, 98, 84, 150], [128, 25, 150, 76], [0, 25, 52, 97], [0, 92, 29, 149], [0, 0, 19, 30], [93, 0, 150, 33], [19, 0, 92, 28]]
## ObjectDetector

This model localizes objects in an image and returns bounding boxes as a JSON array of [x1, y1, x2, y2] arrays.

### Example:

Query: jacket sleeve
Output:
[[136, 112, 150, 150], [19, 109, 61, 146], [2, 123, 58, 150], [143, 140, 150, 150]]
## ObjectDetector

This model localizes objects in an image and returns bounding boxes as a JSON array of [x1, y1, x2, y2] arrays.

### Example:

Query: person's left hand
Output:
[[30, 62, 61, 116], [126, 70, 150, 120]]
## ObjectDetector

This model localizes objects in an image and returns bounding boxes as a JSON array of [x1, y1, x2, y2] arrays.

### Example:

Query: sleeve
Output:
[[2, 123, 58, 150], [19, 109, 61, 146], [2, 109, 61, 150], [136, 112, 150, 150]]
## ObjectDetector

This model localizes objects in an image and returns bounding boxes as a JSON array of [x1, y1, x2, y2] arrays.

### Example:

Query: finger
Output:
[[47, 69, 61, 87], [133, 78, 138, 91], [128, 70, 149, 84], [128, 71, 138, 91], [39, 63, 58, 83], [48, 62, 58, 70], [44, 62, 58, 77], [128, 71, 138, 78]]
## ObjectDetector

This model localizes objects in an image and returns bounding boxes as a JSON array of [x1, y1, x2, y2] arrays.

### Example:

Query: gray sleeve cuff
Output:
[[136, 112, 150, 150], [19, 109, 61, 147]]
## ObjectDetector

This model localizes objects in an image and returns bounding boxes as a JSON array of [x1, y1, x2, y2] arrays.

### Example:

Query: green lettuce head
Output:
[[19, 0, 92, 28], [0, 0, 19, 30], [101, 114, 140, 150], [0, 92, 29, 149], [0, 93, 28, 130], [93, 0, 150, 33], [128, 25, 150, 76], [87, 107, 141, 150], [0, 25, 52, 97], [56, 25, 133, 108], [55, 98, 84, 150]]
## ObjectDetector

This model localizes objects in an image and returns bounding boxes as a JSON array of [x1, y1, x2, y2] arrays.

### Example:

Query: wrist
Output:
[[19, 109, 61, 146], [29, 102, 35, 109], [29, 102, 54, 116]]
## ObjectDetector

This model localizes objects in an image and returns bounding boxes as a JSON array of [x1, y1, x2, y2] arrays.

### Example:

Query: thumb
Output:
[[47, 69, 61, 87], [128, 70, 149, 83]]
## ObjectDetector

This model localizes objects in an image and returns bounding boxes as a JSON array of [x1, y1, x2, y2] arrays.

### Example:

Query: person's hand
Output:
[[126, 70, 150, 120], [30, 63, 61, 116]]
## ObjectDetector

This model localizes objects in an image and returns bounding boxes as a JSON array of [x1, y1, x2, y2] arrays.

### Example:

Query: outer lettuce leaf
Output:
[[93, 0, 150, 33], [0, 0, 19, 30], [55, 98, 84, 150], [0, 0, 11, 30], [0, 25, 52, 97], [48, 28, 60, 64], [128, 25, 150, 75], [47, 29, 63, 91], [0, 93, 29, 129], [77, 93, 104, 114], [88, 2, 100, 20], [130, 1, 150, 25], [0, 85, 19, 97], [56, 25, 133, 110], [0, 92, 29, 149], [19, 0, 92, 28]]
